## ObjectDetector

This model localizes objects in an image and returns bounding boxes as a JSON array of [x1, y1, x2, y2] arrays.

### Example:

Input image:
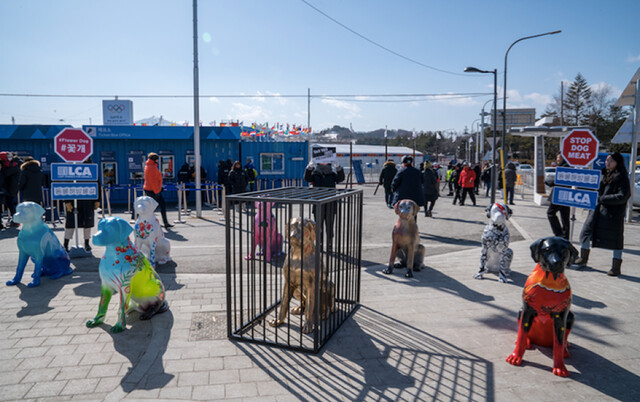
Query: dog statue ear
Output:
[[116, 218, 134, 240], [485, 204, 492, 219], [412, 201, 419, 216], [394, 202, 400, 215], [304, 219, 317, 243], [530, 238, 543, 263]]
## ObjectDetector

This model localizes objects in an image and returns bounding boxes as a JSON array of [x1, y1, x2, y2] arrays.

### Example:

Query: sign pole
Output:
[[626, 79, 639, 222], [193, 0, 202, 218]]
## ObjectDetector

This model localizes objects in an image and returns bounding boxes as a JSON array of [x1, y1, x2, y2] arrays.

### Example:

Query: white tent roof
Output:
[[314, 143, 423, 156]]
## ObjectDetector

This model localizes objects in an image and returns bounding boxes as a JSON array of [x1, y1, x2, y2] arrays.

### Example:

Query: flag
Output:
[[384, 125, 388, 139]]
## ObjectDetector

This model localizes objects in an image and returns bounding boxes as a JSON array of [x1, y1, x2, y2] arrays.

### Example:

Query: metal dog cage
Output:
[[226, 187, 363, 353]]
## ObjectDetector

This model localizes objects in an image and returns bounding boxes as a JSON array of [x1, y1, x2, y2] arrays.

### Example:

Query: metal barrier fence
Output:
[[225, 187, 363, 353]]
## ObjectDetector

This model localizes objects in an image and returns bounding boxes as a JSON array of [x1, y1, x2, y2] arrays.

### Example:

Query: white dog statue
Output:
[[134, 196, 171, 266], [474, 202, 513, 283]]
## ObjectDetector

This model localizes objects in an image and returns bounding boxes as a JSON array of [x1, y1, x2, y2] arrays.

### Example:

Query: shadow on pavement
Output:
[[98, 309, 175, 392], [237, 306, 494, 401], [522, 343, 640, 400], [155, 260, 184, 291], [365, 264, 495, 304], [14, 270, 99, 317]]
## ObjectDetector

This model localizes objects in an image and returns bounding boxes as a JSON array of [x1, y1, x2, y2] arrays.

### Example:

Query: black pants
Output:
[[145, 190, 170, 226], [313, 202, 337, 251], [384, 186, 393, 205], [547, 203, 570, 239], [425, 199, 436, 213], [460, 188, 476, 205]]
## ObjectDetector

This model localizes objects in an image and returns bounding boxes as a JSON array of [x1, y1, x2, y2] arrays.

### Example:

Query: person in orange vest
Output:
[[458, 161, 476, 206], [143, 153, 173, 229]]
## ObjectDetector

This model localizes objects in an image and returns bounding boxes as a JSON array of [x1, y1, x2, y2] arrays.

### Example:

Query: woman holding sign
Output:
[[575, 152, 630, 276]]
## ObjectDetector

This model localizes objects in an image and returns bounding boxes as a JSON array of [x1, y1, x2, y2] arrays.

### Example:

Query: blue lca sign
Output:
[[51, 163, 98, 181], [552, 187, 597, 210], [555, 167, 601, 190], [51, 183, 99, 200]]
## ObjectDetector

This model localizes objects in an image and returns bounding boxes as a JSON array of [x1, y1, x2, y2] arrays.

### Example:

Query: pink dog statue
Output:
[[245, 200, 283, 262]]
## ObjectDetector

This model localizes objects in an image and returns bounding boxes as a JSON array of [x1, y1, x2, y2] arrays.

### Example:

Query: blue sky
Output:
[[1, 0, 639, 134]]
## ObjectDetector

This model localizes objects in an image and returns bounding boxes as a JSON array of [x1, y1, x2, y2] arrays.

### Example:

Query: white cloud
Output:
[[524, 92, 551, 105], [506, 89, 522, 102], [228, 102, 270, 122], [209, 97, 220, 103], [320, 98, 361, 119], [432, 93, 476, 106], [590, 81, 622, 98], [627, 53, 640, 63]]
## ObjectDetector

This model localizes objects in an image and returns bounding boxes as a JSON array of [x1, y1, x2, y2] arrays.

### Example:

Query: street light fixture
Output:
[[501, 30, 562, 173], [465, 66, 498, 203]]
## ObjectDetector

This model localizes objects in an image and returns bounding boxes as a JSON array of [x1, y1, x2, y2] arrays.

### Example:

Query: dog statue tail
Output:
[[129, 256, 168, 320]]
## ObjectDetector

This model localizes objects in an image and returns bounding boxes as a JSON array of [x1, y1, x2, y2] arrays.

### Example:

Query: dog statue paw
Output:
[[88, 217, 168, 332], [476, 203, 513, 283], [7, 202, 72, 287], [134, 196, 172, 266], [506, 236, 577, 377], [386, 200, 425, 278]]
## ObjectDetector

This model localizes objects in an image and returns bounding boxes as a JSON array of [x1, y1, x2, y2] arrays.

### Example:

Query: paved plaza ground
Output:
[[0, 185, 639, 401]]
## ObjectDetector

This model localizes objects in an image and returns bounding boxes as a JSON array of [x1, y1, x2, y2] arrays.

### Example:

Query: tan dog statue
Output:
[[269, 217, 335, 333], [382, 199, 425, 278]]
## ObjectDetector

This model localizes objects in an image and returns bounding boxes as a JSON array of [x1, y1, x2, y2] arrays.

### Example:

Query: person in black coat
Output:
[[575, 152, 630, 276], [450, 164, 462, 205], [19, 157, 44, 204], [422, 161, 439, 217], [304, 161, 345, 251], [378, 159, 397, 208], [228, 160, 248, 195], [391, 156, 425, 208], [1, 152, 21, 227], [545, 154, 570, 239]]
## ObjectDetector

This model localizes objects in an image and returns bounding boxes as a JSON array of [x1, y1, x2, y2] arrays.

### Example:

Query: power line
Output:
[[299, 0, 469, 77], [0, 92, 491, 100]]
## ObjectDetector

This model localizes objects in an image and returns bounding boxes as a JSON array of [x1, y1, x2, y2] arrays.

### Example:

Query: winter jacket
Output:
[[228, 167, 248, 194], [379, 161, 398, 189], [304, 163, 345, 188], [580, 168, 630, 250], [143, 159, 163, 194], [0, 152, 21, 197], [19, 159, 44, 203], [458, 167, 476, 188], [217, 161, 229, 186], [504, 163, 517, 188], [422, 167, 439, 202], [178, 163, 193, 183], [391, 165, 425, 206]]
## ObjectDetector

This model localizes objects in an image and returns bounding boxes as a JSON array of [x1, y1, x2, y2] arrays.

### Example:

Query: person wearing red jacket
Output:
[[143, 153, 173, 228], [458, 162, 477, 206]]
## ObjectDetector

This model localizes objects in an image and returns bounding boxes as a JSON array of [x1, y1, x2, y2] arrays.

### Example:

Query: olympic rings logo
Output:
[[107, 104, 126, 113]]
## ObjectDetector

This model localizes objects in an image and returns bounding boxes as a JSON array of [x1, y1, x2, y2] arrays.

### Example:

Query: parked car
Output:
[[517, 164, 533, 172], [545, 166, 556, 181]]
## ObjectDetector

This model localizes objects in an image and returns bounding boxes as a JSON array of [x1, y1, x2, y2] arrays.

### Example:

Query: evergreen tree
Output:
[[564, 73, 592, 125]]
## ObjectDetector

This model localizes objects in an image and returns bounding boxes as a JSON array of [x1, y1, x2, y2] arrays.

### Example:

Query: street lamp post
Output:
[[465, 66, 498, 203], [501, 31, 562, 171]]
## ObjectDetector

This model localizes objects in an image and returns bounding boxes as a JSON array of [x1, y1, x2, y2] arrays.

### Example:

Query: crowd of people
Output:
[[377, 152, 631, 277]]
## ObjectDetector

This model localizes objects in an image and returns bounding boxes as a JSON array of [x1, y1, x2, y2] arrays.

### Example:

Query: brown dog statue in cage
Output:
[[269, 217, 336, 333]]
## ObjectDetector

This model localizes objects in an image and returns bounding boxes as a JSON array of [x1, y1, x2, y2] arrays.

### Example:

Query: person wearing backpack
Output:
[[244, 158, 257, 192]]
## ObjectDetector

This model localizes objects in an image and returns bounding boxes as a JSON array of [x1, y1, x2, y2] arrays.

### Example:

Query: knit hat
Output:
[[148, 152, 159, 161]]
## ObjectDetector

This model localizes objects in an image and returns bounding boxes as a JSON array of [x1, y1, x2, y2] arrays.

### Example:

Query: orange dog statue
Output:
[[506, 236, 578, 377]]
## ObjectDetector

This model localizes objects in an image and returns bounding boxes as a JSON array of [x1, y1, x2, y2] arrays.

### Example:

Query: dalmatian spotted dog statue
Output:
[[475, 202, 513, 283]]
